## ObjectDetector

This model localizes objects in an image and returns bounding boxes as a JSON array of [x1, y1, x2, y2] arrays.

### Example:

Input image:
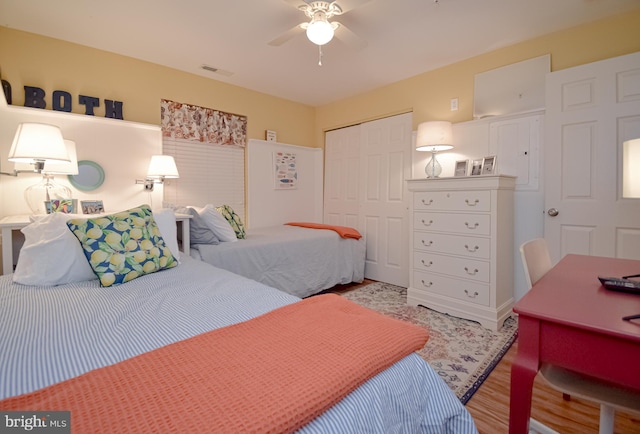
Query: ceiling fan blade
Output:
[[334, 0, 372, 14], [333, 21, 367, 50], [268, 23, 305, 46], [282, 0, 309, 10]]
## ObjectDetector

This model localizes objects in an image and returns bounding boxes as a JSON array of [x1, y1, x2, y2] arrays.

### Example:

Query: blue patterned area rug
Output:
[[334, 281, 518, 404]]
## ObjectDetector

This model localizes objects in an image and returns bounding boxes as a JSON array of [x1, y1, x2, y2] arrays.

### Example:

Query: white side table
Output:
[[0, 213, 192, 276], [0, 215, 30, 275]]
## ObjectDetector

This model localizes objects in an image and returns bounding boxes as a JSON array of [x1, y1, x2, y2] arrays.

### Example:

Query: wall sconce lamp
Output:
[[623, 138, 640, 198], [136, 155, 179, 192], [416, 121, 454, 178], [1, 123, 70, 177]]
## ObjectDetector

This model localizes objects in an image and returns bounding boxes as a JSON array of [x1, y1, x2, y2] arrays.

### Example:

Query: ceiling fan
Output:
[[269, 0, 370, 59]]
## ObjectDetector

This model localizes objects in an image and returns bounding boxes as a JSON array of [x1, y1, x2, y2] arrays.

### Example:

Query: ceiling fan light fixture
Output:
[[306, 13, 334, 45]]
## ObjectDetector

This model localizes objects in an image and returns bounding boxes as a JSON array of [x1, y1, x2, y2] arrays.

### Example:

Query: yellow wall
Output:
[[1, 8, 640, 151], [0, 27, 316, 148], [315, 8, 640, 147]]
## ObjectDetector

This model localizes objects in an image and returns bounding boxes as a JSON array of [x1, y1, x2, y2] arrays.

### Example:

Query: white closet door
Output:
[[324, 125, 361, 229], [544, 51, 640, 262], [324, 112, 412, 286]]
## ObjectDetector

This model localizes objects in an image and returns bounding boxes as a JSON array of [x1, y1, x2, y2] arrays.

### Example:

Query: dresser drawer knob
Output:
[[464, 222, 479, 229], [421, 199, 434, 205], [421, 219, 434, 226], [421, 280, 433, 288], [464, 244, 479, 253], [421, 260, 433, 267], [464, 290, 479, 298], [465, 199, 480, 206], [421, 240, 433, 247], [464, 267, 479, 275]]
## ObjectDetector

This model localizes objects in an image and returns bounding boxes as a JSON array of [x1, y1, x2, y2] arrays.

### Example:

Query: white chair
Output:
[[520, 238, 640, 434]]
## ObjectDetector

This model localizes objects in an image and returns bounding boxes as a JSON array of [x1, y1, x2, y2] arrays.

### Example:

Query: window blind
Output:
[[162, 138, 245, 219]]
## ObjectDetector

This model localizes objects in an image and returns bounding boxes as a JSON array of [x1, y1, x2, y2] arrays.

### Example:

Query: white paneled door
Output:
[[324, 113, 412, 287], [544, 51, 640, 262]]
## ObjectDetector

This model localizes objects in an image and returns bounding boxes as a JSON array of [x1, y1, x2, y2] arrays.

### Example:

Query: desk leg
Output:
[[1, 227, 13, 275], [509, 316, 541, 434]]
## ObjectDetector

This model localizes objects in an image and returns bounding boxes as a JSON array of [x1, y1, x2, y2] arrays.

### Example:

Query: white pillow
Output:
[[180, 206, 219, 245], [192, 204, 238, 242], [152, 208, 181, 262], [13, 213, 96, 286]]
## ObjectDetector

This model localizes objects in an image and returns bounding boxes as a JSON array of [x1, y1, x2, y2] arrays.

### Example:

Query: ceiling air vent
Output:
[[200, 64, 234, 77]]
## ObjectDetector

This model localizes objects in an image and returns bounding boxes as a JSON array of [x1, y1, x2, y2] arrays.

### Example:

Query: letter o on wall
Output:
[[53, 90, 72, 112]]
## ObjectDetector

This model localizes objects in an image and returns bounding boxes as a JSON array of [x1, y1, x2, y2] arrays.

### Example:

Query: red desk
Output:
[[509, 254, 640, 433]]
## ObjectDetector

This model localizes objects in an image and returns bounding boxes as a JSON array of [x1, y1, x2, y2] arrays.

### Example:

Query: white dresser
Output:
[[406, 175, 516, 331]]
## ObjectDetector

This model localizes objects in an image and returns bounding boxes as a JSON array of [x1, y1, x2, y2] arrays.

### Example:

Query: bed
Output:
[[0, 207, 477, 433], [185, 205, 366, 298]]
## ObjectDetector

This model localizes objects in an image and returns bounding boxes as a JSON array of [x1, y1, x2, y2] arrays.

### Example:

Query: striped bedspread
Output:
[[0, 257, 477, 433], [1, 295, 428, 433]]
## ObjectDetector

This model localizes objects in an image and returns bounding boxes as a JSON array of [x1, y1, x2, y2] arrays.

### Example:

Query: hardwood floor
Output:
[[466, 339, 640, 433]]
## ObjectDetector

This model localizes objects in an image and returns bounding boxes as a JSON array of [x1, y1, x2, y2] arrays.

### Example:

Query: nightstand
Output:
[[174, 213, 191, 253], [0, 215, 30, 275]]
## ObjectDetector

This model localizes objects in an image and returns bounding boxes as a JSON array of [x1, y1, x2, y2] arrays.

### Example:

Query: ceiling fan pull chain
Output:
[[318, 45, 323, 66]]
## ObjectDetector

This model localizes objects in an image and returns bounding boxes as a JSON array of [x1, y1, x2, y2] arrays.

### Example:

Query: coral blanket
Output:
[[1, 294, 428, 433], [285, 222, 362, 239]]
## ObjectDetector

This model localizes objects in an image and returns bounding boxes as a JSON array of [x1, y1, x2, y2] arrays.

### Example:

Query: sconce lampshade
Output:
[[8, 123, 69, 165], [42, 140, 79, 175], [147, 155, 179, 179], [416, 121, 454, 178], [306, 12, 335, 45], [623, 138, 640, 198]]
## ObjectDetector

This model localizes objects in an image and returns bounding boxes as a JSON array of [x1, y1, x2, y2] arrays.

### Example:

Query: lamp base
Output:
[[25, 175, 72, 214], [425, 152, 443, 178]]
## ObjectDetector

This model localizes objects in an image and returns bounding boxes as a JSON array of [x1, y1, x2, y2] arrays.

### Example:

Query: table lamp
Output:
[[416, 121, 453, 178], [4, 123, 72, 213], [23, 139, 79, 214]]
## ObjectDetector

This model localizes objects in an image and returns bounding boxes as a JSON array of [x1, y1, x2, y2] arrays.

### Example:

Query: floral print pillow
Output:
[[215, 204, 246, 239], [66, 205, 178, 287]]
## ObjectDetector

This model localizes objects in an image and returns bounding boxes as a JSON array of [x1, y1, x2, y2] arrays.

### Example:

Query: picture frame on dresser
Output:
[[470, 159, 483, 176], [454, 160, 469, 177], [481, 156, 497, 175]]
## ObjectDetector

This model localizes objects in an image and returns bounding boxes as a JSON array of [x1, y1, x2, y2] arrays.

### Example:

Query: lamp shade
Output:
[[306, 12, 335, 45], [8, 123, 69, 163], [43, 140, 79, 175], [416, 121, 454, 152], [623, 138, 640, 198], [147, 155, 179, 179]]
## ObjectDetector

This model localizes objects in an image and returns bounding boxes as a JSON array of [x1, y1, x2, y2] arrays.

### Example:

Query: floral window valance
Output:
[[160, 99, 247, 147]]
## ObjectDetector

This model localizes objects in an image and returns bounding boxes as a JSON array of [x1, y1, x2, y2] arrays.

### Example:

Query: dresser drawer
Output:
[[413, 252, 490, 283], [412, 270, 490, 306], [414, 190, 491, 212], [414, 212, 491, 236], [413, 232, 491, 259]]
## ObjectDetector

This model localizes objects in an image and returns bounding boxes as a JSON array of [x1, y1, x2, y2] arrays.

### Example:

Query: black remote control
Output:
[[598, 276, 640, 295]]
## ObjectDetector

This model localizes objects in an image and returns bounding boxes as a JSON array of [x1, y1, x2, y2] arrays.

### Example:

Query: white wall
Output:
[[0, 93, 164, 217], [247, 139, 323, 229]]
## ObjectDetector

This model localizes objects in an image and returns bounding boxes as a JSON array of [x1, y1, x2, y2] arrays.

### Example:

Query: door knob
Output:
[[547, 208, 559, 217]]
